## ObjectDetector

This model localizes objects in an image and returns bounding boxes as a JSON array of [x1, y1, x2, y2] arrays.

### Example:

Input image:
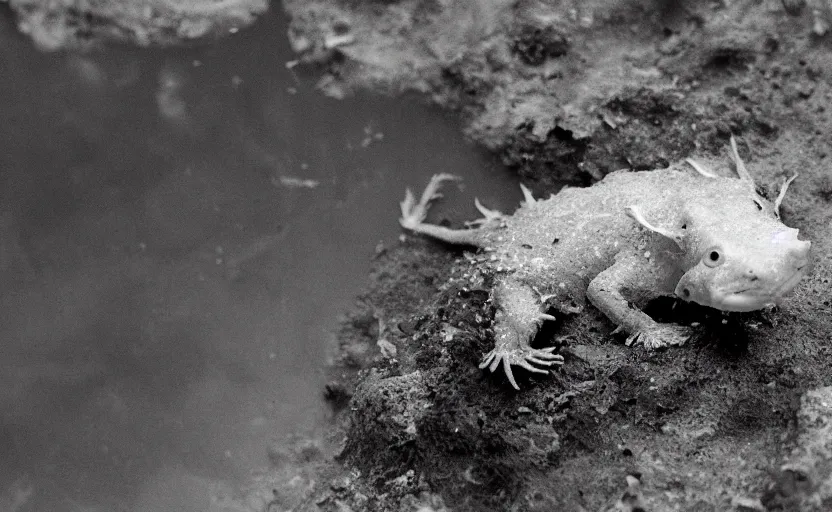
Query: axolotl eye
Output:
[[702, 247, 724, 268]]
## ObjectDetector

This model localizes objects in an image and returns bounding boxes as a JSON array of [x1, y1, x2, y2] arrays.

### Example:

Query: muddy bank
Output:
[[282, 0, 799, 187], [270, 0, 832, 510], [2, 0, 267, 50]]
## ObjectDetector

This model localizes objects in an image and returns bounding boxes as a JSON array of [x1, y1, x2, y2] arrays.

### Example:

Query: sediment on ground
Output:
[[2, 0, 267, 50], [271, 1, 832, 510]]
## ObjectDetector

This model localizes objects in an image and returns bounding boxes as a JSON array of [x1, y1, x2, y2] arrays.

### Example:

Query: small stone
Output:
[[377, 338, 397, 358], [731, 496, 766, 511], [330, 476, 351, 491]]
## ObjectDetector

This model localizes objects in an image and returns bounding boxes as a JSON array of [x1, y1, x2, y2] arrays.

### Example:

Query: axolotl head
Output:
[[629, 139, 812, 313], [672, 196, 811, 312]]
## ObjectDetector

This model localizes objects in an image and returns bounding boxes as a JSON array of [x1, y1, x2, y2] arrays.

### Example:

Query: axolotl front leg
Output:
[[587, 251, 693, 349], [480, 277, 564, 389]]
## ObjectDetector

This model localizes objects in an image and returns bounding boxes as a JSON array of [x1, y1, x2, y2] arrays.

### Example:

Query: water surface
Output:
[[0, 7, 521, 511]]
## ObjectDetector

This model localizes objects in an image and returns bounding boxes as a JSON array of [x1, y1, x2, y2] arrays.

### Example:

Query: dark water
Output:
[[0, 7, 521, 511]]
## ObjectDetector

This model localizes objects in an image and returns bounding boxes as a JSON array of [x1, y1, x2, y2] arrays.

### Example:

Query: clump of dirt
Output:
[[762, 386, 832, 511], [3, 0, 267, 50], [272, 228, 828, 511], [511, 24, 570, 66], [269, 1, 832, 510]]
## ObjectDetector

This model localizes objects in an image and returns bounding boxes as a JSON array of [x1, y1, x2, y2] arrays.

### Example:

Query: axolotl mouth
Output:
[[711, 264, 810, 312]]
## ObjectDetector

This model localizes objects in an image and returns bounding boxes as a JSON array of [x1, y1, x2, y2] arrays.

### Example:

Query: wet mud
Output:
[[4, 0, 832, 510], [271, 0, 832, 511], [3, 0, 267, 50]]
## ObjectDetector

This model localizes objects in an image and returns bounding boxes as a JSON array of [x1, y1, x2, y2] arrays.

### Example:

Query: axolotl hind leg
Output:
[[480, 277, 564, 390], [400, 174, 502, 246]]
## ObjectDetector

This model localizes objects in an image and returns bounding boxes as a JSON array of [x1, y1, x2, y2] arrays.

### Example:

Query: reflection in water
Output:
[[0, 6, 522, 512], [0, 476, 33, 512]]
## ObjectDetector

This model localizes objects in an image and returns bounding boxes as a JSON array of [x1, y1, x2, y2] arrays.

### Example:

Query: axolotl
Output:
[[399, 138, 812, 389]]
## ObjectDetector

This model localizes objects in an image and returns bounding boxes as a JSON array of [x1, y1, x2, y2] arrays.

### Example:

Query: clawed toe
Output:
[[531, 348, 562, 359], [525, 356, 560, 366], [465, 198, 505, 228], [479, 350, 497, 369], [480, 346, 562, 390], [400, 174, 461, 230], [525, 348, 564, 367], [517, 360, 549, 374], [626, 324, 693, 349], [488, 353, 502, 373]]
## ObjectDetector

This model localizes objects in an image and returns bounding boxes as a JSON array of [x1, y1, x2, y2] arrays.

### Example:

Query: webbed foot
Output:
[[479, 345, 564, 390], [625, 324, 693, 349], [400, 173, 460, 230]]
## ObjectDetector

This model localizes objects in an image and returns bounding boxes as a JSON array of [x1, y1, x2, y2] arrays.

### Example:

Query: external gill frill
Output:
[[624, 206, 685, 249], [686, 136, 798, 219], [773, 174, 798, 220], [685, 158, 718, 178], [728, 135, 764, 196], [729, 135, 799, 220]]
